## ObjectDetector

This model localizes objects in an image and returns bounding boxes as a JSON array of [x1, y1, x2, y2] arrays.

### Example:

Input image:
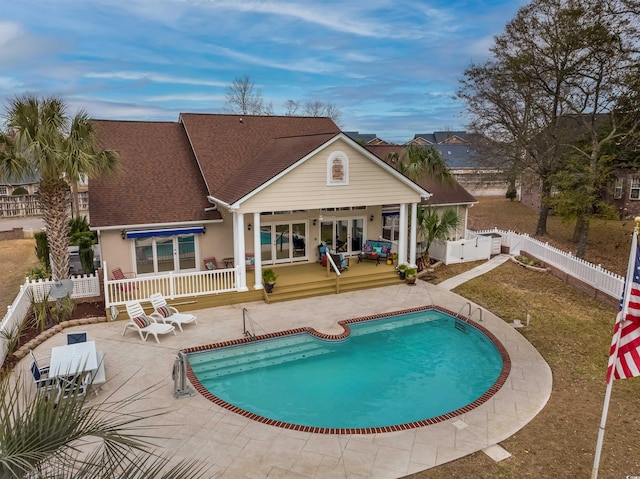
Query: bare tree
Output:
[[225, 76, 273, 115], [459, 0, 640, 257], [283, 99, 299, 116], [302, 100, 343, 126]]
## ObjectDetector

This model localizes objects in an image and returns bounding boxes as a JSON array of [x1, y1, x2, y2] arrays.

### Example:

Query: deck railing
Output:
[[103, 261, 239, 308]]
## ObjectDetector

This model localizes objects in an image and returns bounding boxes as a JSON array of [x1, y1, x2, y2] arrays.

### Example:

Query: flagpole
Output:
[[591, 219, 640, 479]]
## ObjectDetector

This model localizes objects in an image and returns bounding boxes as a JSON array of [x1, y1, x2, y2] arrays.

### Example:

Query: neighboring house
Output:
[[0, 173, 40, 196], [605, 171, 640, 218], [525, 170, 640, 219], [344, 131, 391, 146], [0, 173, 89, 217], [365, 144, 477, 250], [90, 114, 431, 292], [407, 131, 511, 197]]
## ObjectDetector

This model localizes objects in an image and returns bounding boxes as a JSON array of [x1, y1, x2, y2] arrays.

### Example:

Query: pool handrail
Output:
[[455, 302, 483, 323]]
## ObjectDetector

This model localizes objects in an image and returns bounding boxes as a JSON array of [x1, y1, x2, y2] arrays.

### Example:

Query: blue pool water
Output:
[[188, 309, 504, 429]]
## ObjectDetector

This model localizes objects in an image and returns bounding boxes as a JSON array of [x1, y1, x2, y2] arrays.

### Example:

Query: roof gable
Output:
[[180, 114, 340, 205]]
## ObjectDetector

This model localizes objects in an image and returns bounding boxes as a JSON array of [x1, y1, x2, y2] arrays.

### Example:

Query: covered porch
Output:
[[105, 257, 404, 319]]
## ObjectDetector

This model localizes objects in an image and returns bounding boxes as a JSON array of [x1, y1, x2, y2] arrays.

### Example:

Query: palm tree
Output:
[[62, 111, 118, 219], [417, 207, 461, 264], [0, 95, 118, 280], [0, 374, 210, 478], [396, 144, 453, 184]]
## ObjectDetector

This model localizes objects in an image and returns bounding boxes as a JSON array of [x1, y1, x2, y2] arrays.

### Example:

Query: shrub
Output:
[[34, 231, 50, 269], [506, 187, 517, 201]]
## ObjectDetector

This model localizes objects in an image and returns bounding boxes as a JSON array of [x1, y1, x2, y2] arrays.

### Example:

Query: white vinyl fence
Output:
[[429, 235, 493, 265], [0, 273, 101, 366], [471, 228, 625, 300]]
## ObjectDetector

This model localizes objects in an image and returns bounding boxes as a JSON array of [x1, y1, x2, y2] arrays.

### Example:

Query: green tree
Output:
[[0, 374, 209, 478], [417, 207, 461, 263], [0, 95, 118, 280], [459, 0, 640, 251], [62, 112, 118, 219]]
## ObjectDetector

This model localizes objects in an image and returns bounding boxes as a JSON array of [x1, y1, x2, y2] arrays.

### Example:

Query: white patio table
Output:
[[49, 340, 98, 377]]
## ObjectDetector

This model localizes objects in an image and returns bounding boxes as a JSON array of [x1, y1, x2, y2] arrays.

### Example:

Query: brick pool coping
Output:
[[182, 305, 511, 435]]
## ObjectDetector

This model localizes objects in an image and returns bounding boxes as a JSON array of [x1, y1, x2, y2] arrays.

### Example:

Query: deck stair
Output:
[[188, 334, 333, 379], [265, 267, 401, 303]]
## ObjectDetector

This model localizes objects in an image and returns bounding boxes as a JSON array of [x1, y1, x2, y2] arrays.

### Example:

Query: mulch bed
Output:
[[1, 300, 106, 373]]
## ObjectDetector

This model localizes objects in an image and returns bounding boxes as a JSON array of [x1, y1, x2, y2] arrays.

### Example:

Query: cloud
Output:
[[85, 71, 228, 88], [0, 21, 64, 67], [202, 0, 417, 39]]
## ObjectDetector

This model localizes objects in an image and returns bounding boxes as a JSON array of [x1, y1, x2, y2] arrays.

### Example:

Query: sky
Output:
[[1, 0, 529, 144]]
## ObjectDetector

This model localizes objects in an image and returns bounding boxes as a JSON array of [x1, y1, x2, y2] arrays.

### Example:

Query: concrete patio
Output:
[[19, 277, 552, 478]]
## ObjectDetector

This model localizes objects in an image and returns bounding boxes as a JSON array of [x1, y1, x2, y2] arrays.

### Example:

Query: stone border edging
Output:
[[13, 316, 107, 360]]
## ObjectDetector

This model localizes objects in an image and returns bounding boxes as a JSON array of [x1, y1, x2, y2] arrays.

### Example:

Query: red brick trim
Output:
[[182, 306, 511, 434]]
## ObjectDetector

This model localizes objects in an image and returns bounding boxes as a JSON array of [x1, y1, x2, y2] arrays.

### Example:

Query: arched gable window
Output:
[[327, 151, 349, 186]]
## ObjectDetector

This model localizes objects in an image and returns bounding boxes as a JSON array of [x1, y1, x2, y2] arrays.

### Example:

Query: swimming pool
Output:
[[185, 306, 510, 434]]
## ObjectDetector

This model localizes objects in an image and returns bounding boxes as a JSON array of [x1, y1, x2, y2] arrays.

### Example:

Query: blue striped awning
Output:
[[124, 226, 205, 239]]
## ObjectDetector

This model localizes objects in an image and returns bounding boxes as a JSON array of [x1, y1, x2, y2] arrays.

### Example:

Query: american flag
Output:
[[606, 240, 640, 383]]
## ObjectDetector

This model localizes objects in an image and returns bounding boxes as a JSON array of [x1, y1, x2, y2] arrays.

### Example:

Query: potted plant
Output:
[[405, 267, 417, 285], [397, 264, 407, 280], [262, 268, 278, 293]]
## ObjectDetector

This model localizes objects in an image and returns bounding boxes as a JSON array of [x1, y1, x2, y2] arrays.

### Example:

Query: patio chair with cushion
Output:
[[112, 267, 136, 292], [123, 301, 176, 343], [29, 350, 57, 396], [66, 331, 87, 345], [330, 253, 349, 273], [203, 257, 220, 270], [56, 372, 91, 401], [149, 292, 198, 332]]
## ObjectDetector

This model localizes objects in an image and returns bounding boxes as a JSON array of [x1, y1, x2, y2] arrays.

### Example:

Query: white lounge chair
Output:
[[123, 301, 176, 343], [149, 292, 197, 332]]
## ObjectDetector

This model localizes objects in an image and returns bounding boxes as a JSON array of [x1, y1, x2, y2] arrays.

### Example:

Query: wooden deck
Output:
[[173, 257, 402, 310]]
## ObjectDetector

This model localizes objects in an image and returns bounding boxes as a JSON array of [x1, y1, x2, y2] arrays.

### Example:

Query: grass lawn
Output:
[[0, 239, 38, 315], [406, 198, 640, 479]]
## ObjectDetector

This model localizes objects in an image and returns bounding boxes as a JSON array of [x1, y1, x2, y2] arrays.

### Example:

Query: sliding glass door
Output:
[[319, 216, 365, 256], [261, 221, 307, 264], [134, 234, 197, 275]]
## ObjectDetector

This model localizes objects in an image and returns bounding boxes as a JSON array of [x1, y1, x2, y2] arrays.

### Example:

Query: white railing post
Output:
[[103, 261, 110, 308]]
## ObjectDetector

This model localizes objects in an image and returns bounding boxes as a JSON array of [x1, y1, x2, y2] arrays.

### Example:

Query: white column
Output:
[[398, 203, 408, 265], [234, 212, 248, 291], [253, 212, 263, 289], [409, 202, 418, 267]]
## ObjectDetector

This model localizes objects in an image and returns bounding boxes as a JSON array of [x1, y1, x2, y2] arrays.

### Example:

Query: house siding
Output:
[[238, 140, 422, 213]]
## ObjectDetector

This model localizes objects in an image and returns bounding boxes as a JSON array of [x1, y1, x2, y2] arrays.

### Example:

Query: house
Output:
[[407, 132, 510, 197], [344, 131, 391, 146], [364, 144, 477, 251], [0, 172, 90, 217], [90, 114, 434, 292]]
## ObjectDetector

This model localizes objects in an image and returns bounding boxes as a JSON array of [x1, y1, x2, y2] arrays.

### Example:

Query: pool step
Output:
[[189, 340, 332, 379]]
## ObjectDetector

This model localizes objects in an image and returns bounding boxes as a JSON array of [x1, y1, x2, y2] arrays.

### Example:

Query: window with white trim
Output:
[[0, 187, 7, 196], [327, 152, 348, 185], [631, 178, 640, 200], [614, 177, 623, 199]]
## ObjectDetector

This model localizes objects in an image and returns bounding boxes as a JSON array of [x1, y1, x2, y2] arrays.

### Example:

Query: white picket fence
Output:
[[0, 273, 101, 366], [1, 233, 626, 367], [470, 228, 625, 300]]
